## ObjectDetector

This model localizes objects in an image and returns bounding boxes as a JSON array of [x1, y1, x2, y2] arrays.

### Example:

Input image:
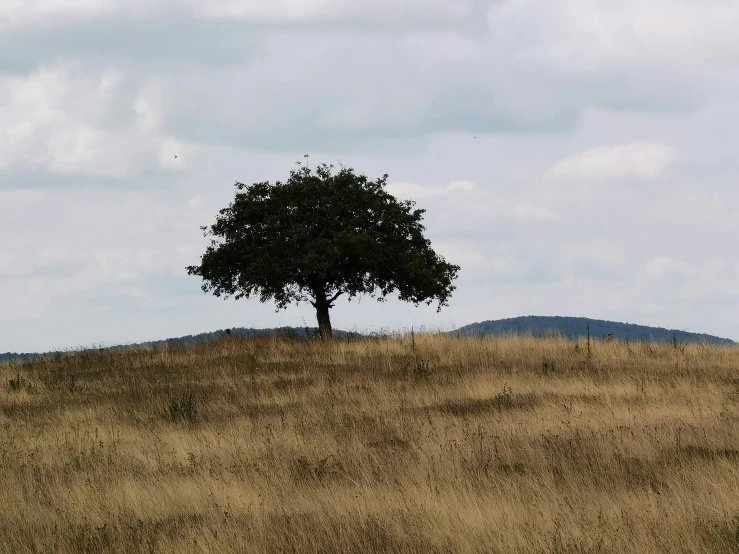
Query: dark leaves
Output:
[[187, 161, 460, 311]]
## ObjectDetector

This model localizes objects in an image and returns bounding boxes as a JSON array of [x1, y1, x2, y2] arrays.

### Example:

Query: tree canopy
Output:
[[186, 160, 460, 338]]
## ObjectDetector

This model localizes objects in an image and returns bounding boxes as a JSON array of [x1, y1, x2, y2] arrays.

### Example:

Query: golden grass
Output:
[[1, 332, 739, 553]]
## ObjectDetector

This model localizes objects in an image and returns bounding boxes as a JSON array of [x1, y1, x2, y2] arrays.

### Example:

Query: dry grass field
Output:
[[1, 332, 739, 553]]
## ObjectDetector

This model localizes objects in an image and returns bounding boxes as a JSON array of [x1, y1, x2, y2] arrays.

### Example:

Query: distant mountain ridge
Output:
[[0, 326, 358, 363], [2, 317, 734, 363], [453, 316, 735, 344]]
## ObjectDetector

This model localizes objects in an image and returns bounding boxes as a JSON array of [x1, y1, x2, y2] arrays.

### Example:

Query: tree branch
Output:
[[328, 290, 344, 305]]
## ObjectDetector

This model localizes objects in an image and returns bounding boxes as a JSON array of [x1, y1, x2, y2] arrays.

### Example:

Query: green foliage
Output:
[[186, 160, 460, 336]]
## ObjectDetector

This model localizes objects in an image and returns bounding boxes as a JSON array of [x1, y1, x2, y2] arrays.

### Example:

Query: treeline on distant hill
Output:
[[147, 326, 360, 346], [0, 327, 360, 363], [3, 317, 734, 363], [453, 316, 735, 345], [0, 352, 40, 363]]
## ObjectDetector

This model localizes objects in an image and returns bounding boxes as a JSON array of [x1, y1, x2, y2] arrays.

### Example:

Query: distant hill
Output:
[[138, 326, 360, 347], [0, 326, 360, 363], [0, 352, 40, 363], [3, 317, 734, 363], [453, 316, 735, 344]]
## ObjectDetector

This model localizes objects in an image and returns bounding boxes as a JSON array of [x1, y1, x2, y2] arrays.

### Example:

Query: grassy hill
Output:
[[454, 315, 735, 344], [0, 326, 360, 363], [1, 332, 738, 552], [3, 316, 733, 362]]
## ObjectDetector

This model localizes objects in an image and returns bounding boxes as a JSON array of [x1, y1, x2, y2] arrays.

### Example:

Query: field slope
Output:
[[1, 334, 739, 553]]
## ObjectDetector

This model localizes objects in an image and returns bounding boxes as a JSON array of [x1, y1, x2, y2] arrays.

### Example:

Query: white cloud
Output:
[[434, 240, 524, 277], [0, 64, 200, 179], [0, 0, 116, 27], [99, 69, 123, 92], [546, 142, 674, 180], [0, 189, 44, 203], [93, 248, 157, 281], [562, 239, 625, 268], [509, 204, 558, 222], [115, 286, 145, 298], [433, 241, 484, 267], [644, 256, 695, 279], [195, 0, 336, 20], [387, 179, 477, 199], [2, 0, 739, 349], [0, 0, 490, 34], [46, 126, 113, 176], [488, 256, 522, 276], [446, 180, 477, 192], [194, 0, 488, 26], [492, 0, 739, 65], [134, 81, 163, 132], [157, 136, 198, 170], [188, 195, 205, 209], [653, 191, 736, 231], [643, 302, 668, 314]]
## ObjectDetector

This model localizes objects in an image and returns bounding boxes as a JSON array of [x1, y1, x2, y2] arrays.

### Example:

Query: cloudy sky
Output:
[[1, 0, 738, 352]]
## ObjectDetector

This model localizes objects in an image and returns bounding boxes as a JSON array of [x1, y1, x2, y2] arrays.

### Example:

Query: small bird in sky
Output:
[[174, 155, 178, 159], [473, 136, 477, 139]]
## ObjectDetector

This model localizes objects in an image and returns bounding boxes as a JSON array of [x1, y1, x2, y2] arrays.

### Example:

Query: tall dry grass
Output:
[[1, 332, 738, 553]]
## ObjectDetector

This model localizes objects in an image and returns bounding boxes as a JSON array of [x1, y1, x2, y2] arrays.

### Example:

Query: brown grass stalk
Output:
[[1, 333, 738, 553]]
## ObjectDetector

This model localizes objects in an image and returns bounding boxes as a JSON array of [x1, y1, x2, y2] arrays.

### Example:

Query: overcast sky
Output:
[[1, 0, 738, 352]]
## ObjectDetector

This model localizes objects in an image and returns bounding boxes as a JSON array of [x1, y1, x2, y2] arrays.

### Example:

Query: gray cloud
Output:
[[153, 35, 702, 152], [0, 0, 494, 75], [0, 13, 262, 74], [1, 0, 739, 351]]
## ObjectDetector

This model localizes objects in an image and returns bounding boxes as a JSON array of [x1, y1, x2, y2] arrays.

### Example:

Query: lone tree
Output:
[[186, 160, 460, 339]]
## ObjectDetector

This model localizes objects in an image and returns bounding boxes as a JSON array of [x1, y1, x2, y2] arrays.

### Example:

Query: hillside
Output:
[[1, 332, 739, 552], [140, 325, 359, 346], [0, 326, 359, 363], [3, 316, 733, 363], [454, 315, 735, 344]]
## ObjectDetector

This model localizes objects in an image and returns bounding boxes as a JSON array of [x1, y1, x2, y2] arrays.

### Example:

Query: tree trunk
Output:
[[315, 301, 333, 339]]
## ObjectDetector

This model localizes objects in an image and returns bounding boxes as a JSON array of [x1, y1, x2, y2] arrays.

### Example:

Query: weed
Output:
[[672, 332, 687, 353], [405, 327, 434, 380], [435, 384, 535, 417], [168, 392, 197, 424], [498, 461, 528, 475], [495, 384, 514, 409], [541, 360, 556, 375], [294, 455, 343, 483], [367, 436, 411, 450], [410, 356, 434, 380], [676, 445, 739, 462], [8, 373, 26, 392], [71, 522, 111, 554], [2, 332, 739, 553], [700, 516, 739, 553]]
